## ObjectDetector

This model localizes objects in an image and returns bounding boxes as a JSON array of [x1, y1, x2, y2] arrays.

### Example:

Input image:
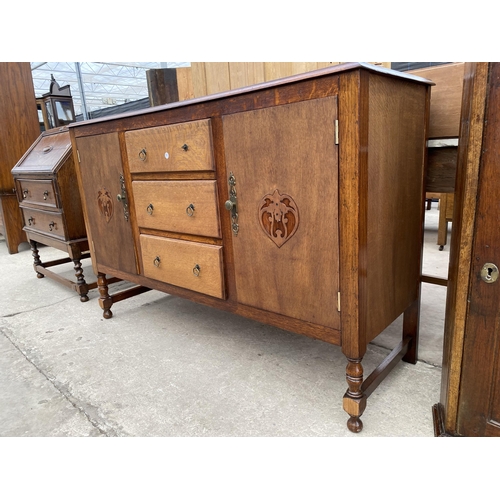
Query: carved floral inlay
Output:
[[97, 188, 113, 223], [259, 189, 299, 248]]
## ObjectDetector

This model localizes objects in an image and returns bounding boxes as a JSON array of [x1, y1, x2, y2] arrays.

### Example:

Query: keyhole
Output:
[[481, 263, 499, 283]]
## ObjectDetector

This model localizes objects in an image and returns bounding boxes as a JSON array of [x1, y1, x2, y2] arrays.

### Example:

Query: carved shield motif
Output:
[[259, 189, 299, 248], [97, 188, 113, 223]]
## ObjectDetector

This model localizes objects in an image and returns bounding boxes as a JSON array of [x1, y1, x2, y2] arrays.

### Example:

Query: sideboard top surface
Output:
[[69, 62, 434, 130]]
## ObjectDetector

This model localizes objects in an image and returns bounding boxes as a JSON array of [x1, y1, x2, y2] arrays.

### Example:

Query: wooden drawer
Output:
[[125, 119, 214, 173], [140, 234, 225, 299], [132, 180, 221, 238], [22, 208, 66, 239], [17, 179, 58, 209]]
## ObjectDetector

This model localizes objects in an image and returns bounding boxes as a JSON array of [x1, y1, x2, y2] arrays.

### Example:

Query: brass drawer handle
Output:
[[186, 203, 195, 217], [147, 203, 154, 215], [139, 148, 147, 161], [153, 256, 161, 268], [42, 146, 53, 154], [43, 190, 49, 200], [48, 221, 56, 231], [193, 264, 201, 277], [23, 189, 29, 199], [181, 143, 189, 151], [28, 217, 34, 226]]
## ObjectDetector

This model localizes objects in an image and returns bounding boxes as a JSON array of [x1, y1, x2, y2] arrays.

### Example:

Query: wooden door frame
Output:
[[433, 62, 490, 436]]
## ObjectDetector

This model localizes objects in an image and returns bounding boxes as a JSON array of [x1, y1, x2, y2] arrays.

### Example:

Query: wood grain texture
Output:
[[132, 180, 221, 238], [16, 179, 58, 209], [176, 68, 194, 101], [365, 75, 427, 342], [126, 119, 214, 173], [222, 97, 341, 330], [21, 208, 65, 239], [146, 68, 179, 106], [0, 62, 40, 253], [409, 63, 465, 139], [339, 69, 367, 358], [455, 62, 500, 437], [0, 62, 40, 189], [228, 62, 266, 89], [0, 195, 28, 252], [439, 62, 489, 433], [425, 147, 458, 193], [75, 132, 138, 275], [140, 234, 225, 299]]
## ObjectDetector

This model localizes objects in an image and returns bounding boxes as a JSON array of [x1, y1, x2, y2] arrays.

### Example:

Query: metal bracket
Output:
[[117, 174, 129, 221], [225, 172, 239, 235]]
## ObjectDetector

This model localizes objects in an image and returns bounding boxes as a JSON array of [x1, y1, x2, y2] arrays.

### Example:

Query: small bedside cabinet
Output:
[[11, 127, 96, 301]]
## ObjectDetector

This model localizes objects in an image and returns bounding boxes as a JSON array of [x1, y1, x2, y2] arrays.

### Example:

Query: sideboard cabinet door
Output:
[[222, 96, 340, 330], [75, 133, 138, 275]]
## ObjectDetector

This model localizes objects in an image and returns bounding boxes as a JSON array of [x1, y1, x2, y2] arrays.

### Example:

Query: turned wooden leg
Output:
[[30, 240, 45, 278], [97, 272, 113, 319], [73, 259, 90, 303], [343, 357, 367, 433]]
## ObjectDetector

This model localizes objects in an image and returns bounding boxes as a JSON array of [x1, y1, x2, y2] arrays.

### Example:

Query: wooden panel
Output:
[[126, 119, 214, 173], [190, 63, 208, 98], [12, 131, 71, 173], [456, 62, 500, 437], [425, 147, 458, 192], [75, 133, 138, 275], [204, 62, 231, 95], [140, 235, 224, 299], [366, 75, 427, 341], [439, 63, 489, 433], [176, 67, 194, 101], [222, 97, 340, 330], [0, 194, 28, 252], [0, 63, 40, 190], [132, 180, 221, 238], [228, 63, 265, 89], [22, 208, 65, 239], [409, 62, 465, 139], [338, 70, 367, 359], [16, 179, 58, 209]]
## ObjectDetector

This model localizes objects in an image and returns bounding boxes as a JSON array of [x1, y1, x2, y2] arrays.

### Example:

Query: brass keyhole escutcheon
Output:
[[181, 143, 188, 151], [153, 256, 161, 268], [147, 203, 154, 215], [480, 263, 499, 283]]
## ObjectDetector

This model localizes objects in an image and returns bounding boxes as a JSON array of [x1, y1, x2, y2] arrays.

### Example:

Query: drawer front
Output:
[[132, 180, 221, 238], [140, 235, 225, 299], [17, 179, 58, 209], [22, 208, 66, 239], [126, 119, 214, 173]]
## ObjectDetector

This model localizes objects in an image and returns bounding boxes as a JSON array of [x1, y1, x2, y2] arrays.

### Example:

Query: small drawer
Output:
[[22, 208, 66, 239], [140, 235, 225, 299], [132, 180, 221, 238], [126, 119, 214, 173], [17, 179, 58, 208]]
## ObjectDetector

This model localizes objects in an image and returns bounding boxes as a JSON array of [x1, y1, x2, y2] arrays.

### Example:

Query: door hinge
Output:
[[337, 291, 341, 312], [335, 120, 339, 145], [76, 149, 81, 163]]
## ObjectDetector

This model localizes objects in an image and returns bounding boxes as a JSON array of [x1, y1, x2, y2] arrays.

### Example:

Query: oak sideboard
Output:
[[68, 63, 432, 432]]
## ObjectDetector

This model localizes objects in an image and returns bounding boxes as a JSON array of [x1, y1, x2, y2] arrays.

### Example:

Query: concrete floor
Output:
[[0, 204, 449, 437]]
